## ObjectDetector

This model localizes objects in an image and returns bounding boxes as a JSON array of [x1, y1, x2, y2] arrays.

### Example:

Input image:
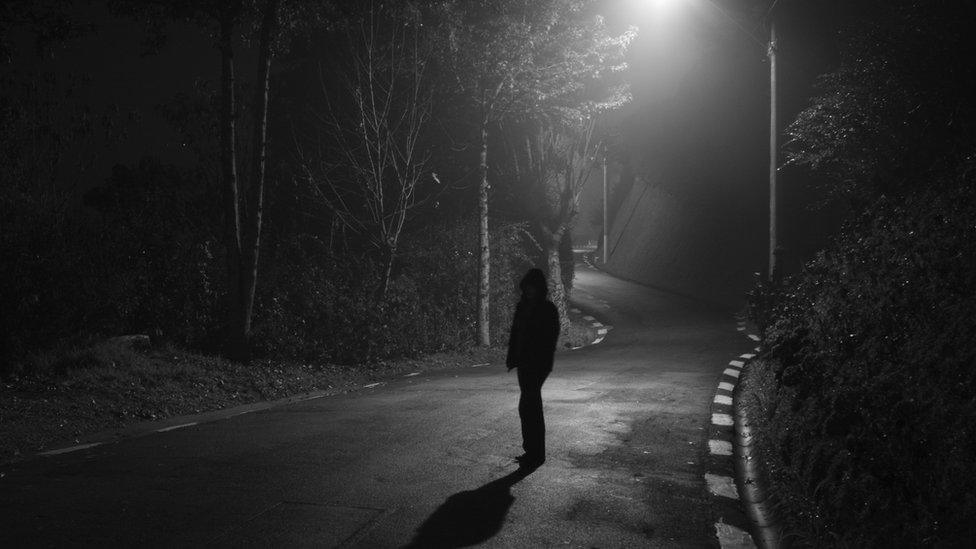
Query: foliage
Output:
[[1, 157, 529, 375], [745, 272, 786, 333], [297, 1, 438, 296], [250, 218, 529, 364], [444, 0, 635, 124], [751, 7, 976, 541], [0, 158, 223, 374], [785, 0, 976, 206], [747, 182, 976, 546], [1, 1, 628, 375]]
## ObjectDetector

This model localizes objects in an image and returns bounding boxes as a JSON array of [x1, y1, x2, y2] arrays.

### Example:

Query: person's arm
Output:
[[506, 305, 520, 371], [548, 303, 560, 350]]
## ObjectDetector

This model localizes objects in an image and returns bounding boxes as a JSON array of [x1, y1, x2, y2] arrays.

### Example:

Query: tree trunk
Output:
[[476, 118, 491, 346], [237, 0, 278, 357], [219, 6, 244, 359], [379, 244, 395, 300], [545, 229, 571, 335]]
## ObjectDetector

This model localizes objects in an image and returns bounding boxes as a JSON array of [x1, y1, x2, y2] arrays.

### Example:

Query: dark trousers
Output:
[[517, 367, 550, 458]]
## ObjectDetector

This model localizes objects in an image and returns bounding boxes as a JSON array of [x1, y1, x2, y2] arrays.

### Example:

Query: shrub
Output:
[[250, 217, 529, 364], [748, 184, 976, 546], [1, 152, 529, 373], [1, 158, 224, 375]]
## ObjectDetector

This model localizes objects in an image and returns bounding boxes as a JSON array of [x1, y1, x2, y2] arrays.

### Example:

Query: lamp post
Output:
[[602, 150, 608, 264], [639, 0, 782, 280], [697, 0, 782, 281], [767, 19, 779, 282]]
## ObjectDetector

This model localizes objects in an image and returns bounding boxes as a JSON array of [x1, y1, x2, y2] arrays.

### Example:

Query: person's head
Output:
[[519, 268, 548, 302]]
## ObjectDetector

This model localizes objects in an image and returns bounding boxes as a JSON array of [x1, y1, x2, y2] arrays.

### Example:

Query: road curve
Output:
[[0, 260, 752, 547]]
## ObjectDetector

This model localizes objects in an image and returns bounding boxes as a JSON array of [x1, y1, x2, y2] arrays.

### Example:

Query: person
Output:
[[506, 268, 560, 468]]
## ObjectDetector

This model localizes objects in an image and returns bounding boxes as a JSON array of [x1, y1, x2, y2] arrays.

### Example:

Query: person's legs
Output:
[[518, 369, 548, 461]]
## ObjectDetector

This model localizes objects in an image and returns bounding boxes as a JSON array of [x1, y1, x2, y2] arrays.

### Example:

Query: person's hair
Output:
[[519, 268, 548, 296]]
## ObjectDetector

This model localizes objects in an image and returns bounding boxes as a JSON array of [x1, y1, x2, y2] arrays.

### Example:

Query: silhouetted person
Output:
[[506, 268, 560, 468]]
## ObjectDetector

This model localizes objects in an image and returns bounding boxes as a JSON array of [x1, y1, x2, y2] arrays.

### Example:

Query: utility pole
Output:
[[602, 151, 608, 264], [767, 19, 779, 282]]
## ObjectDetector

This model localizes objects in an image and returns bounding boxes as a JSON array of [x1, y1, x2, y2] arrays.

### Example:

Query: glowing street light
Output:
[[625, 0, 782, 280]]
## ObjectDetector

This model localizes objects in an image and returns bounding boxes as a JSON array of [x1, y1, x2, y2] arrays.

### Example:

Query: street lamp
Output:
[[602, 149, 608, 264], [767, 19, 780, 282]]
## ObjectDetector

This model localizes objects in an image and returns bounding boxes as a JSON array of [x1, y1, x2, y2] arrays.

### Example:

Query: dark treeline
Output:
[[749, 0, 976, 545], [0, 0, 634, 372]]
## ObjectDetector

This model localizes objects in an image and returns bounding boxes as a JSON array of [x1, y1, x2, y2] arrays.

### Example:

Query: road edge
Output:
[[705, 339, 758, 548], [2, 354, 503, 466], [731, 318, 786, 548]]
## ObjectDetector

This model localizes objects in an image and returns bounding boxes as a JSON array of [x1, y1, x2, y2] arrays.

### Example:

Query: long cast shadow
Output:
[[403, 465, 537, 548]]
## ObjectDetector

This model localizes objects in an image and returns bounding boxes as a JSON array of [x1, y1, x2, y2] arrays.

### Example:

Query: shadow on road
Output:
[[403, 466, 536, 548]]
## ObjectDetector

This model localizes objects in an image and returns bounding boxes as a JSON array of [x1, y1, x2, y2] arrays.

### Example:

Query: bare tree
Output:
[[217, 0, 280, 360], [298, 3, 434, 298], [112, 0, 329, 359]]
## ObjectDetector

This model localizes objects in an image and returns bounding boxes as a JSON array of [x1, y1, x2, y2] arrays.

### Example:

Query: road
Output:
[[0, 261, 751, 548]]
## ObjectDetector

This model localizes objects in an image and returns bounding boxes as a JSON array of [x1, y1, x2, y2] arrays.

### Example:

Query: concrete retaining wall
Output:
[[601, 178, 766, 309]]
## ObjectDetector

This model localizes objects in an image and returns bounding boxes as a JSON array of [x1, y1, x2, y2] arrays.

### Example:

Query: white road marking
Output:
[[723, 368, 741, 378], [471, 363, 490, 367], [736, 327, 746, 332], [593, 336, 605, 344], [570, 308, 581, 314], [729, 360, 745, 367], [40, 442, 102, 456], [592, 322, 604, 328], [709, 439, 733, 456], [364, 382, 382, 388], [404, 372, 420, 377], [714, 395, 733, 406], [597, 328, 608, 335], [754, 346, 760, 352], [739, 353, 755, 359], [718, 382, 735, 392], [156, 422, 198, 433], [712, 413, 734, 426], [715, 520, 756, 548], [583, 315, 595, 321], [748, 334, 761, 341], [705, 473, 739, 499]]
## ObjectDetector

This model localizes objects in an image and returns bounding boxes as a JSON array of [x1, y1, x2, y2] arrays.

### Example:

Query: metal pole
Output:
[[767, 20, 778, 281], [602, 152, 608, 264]]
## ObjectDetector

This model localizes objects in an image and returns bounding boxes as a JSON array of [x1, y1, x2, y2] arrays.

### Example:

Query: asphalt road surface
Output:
[[1, 260, 750, 548]]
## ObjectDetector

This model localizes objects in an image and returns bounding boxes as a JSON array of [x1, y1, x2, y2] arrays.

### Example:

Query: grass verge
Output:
[[1, 316, 594, 462], [0, 340, 504, 462], [738, 359, 845, 547]]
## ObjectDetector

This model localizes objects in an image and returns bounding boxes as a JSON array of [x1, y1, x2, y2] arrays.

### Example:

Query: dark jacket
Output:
[[506, 299, 560, 373]]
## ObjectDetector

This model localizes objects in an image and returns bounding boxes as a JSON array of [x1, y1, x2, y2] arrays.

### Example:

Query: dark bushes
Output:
[[748, 184, 976, 546], [1, 156, 529, 376], [251, 220, 528, 364], [1, 159, 222, 372]]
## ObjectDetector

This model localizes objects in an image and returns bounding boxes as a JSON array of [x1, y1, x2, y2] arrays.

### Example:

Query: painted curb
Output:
[[568, 303, 612, 350], [732, 320, 786, 548], [706, 352, 758, 548]]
